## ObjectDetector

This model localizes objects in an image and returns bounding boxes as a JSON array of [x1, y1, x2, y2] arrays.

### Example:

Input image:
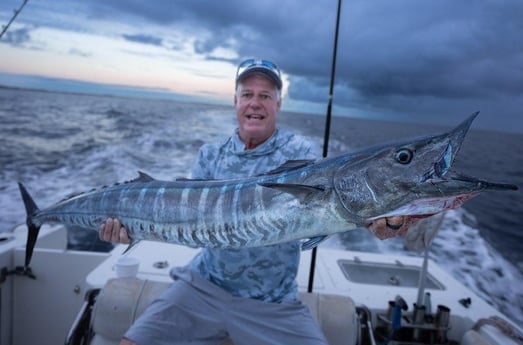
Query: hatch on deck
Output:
[[338, 259, 445, 290]]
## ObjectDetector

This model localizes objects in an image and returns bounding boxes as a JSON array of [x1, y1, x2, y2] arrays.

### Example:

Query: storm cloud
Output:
[[1, 0, 522, 131]]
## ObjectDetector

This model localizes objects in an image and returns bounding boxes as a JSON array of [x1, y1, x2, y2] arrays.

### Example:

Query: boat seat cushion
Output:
[[89, 277, 358, 345], [461, 330, 494, 345], [461, 324, 522, 345]]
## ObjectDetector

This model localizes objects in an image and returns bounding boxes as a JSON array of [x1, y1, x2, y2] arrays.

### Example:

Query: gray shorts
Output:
[[125, 267, 328, 345]]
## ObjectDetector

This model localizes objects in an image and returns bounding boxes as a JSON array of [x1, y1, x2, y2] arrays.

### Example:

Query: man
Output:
[[100, 58, 406, 344]]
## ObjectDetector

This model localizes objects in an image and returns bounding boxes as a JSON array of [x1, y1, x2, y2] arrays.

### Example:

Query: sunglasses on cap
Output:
[[235, 59, 282, 89]]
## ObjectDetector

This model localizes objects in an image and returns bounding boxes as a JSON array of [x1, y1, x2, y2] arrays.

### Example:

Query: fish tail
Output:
[[17, 182, 41, 269]]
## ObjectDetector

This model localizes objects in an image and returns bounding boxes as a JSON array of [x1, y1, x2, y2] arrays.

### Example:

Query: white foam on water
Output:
[[430, 209, 523, 325]]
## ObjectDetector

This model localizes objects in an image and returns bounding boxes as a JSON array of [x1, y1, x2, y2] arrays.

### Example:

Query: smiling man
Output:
[[100, 58, 405, 345]]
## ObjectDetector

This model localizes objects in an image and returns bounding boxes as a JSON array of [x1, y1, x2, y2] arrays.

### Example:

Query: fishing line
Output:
[[0, 0, 29, 39]]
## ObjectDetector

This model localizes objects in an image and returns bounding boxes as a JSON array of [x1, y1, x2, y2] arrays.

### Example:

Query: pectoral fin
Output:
[[258, 183, 326, 202]]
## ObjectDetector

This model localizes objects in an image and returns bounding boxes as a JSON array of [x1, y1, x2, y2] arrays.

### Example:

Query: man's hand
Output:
[[367, 216, 410, 240], [99, 217, 131, 244]]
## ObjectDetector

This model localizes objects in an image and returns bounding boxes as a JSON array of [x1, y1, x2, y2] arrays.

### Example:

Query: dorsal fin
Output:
[[131, 171, 155, 182]]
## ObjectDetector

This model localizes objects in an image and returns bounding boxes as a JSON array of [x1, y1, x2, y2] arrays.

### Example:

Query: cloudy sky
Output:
[[1, 0, 522, 132]]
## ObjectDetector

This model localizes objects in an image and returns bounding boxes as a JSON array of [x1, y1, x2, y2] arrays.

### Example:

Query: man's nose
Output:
[[248, 96, 262, 108]]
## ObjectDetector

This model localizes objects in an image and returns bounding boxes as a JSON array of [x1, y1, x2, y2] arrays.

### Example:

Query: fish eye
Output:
[[395, 148, 413, 164]]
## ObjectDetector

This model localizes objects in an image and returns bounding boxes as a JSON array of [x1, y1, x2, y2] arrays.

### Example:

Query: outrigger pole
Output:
[[308, 0, 343, 293], [0, 0, 29, 40]]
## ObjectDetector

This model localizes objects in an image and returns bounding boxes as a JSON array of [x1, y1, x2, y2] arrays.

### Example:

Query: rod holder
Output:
[[435, 305, 451, 343]]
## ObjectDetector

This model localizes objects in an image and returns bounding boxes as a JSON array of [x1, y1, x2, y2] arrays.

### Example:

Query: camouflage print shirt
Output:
[[188, 127, 320, 302]]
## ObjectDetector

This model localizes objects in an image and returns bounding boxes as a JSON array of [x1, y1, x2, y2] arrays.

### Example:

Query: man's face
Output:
[[234, 74, 281, 149]]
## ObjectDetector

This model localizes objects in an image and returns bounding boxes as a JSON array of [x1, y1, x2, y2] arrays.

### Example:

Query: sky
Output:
[[1, 0, 522, 133]]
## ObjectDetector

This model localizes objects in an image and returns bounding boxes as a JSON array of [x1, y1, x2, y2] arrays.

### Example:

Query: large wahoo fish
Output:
[[18, 113, 517, 271]]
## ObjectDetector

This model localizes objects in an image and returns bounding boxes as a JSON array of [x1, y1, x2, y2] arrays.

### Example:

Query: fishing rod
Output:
[[308, 0, 343, 293], [0, 0, 29, 39]]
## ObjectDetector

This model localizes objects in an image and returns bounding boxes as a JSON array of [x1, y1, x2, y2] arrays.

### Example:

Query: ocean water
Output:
[[1, 87, 522, 324]]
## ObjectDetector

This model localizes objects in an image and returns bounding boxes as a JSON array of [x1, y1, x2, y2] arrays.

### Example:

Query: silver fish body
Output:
[[18, 112, 518, 268], [20, 166, 352, 248]]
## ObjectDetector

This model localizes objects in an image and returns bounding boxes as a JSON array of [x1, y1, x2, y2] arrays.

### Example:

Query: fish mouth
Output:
[[438, 171, 518, 191], [422, 166, 518, 194], [367, 172, 517, 223], [367, 193, 477, 221]]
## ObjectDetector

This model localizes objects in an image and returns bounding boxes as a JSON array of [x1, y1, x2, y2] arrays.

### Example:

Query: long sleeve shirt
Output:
[[188, 128, 319, 302]]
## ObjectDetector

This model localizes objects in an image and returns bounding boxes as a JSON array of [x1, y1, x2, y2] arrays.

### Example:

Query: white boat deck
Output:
[[86, 239, 494, 314], [85, 239, 509, 341]]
